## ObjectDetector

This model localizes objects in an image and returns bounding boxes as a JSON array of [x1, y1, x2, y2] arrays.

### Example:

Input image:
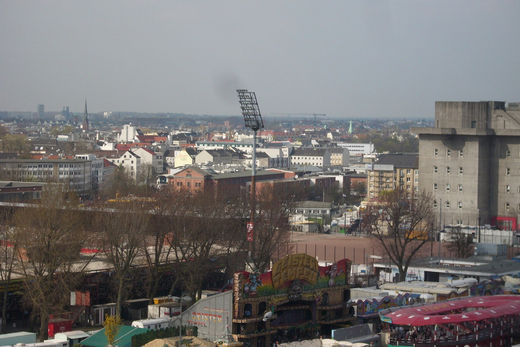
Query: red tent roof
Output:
[[381, 295, 520, 326]]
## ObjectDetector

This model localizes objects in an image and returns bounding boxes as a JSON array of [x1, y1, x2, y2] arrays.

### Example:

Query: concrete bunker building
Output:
[[414, 101, 520, 230]]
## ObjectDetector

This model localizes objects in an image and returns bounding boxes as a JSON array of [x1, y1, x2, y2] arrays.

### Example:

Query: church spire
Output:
[[82, 99, 89, 132]]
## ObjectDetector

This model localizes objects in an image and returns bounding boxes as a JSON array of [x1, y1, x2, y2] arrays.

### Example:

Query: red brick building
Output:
[[168, 166, 212, 194], [344, 173, 367, 197], [169, 167, 287, 197], [265, 168, 297, 179]]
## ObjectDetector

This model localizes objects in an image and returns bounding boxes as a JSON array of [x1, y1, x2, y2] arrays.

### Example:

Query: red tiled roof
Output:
[[136, 135, 166, 143], [103, 158, 116, 167]]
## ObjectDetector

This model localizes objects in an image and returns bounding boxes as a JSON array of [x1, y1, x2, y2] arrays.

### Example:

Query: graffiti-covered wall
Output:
[[176, 290, 232, 341]]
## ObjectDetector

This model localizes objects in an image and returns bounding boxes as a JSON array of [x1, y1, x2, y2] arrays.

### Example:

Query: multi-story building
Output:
[[366, 153, 418, 200], [329, 147, 350, 167], [254, 152, 270, 169], [107, 150, 140, 181], [75, 154, 115, 191], [169, 166, 285, 196], [195, 149, 243, 166], [344, 172, 367, 198], [117, 124, 138, 143], [173, 147, 198, 168], [196, 140, 255, 154], [414, 101, 520, 230], [37, 104, 44, 118], [336, 143, 374, 156], [290, 148, 331, 169], [0, 159, 93, 195], [256, 148, 290, 168], [106, 147, 163, 181], [132, 147, 164, 174], [169, 166, 213, 193]]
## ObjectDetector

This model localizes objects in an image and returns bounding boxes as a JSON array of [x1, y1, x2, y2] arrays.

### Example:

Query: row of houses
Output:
[[170, 146, 348, 170], [0, 145, 353, 199]]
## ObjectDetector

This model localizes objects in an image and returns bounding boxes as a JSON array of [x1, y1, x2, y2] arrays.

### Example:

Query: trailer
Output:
[[0, 331, 36, 346], [131, 317, 172, 330]]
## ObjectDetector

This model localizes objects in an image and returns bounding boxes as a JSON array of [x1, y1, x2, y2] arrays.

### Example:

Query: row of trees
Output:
[[0, 124, 31, 157], [0, 182, 297, 339]]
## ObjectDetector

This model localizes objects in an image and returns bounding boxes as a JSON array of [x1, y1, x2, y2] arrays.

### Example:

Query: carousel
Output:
[[379, 295, 520, 347]]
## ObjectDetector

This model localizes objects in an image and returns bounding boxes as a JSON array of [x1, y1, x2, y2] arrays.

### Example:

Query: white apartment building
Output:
[[133, 147, 164, 174], [173, 147, 198, 168], [118, 124, 138, 143], [108, 150, 141, 181], [290, 148, 331, 168]]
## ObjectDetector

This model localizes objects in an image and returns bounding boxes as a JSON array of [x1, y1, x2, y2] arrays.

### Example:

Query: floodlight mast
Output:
[[237, 89, 264, 263]]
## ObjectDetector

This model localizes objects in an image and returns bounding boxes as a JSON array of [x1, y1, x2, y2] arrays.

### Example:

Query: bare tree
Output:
[[362, 189, 433, 282], [0, 133, 30, 156], [0, 208, 16, 333], [163, 189, 244, 300], [137, 163, 156, 186], [13, 187, 87, 339], [142, 190, 174, 299], [446, 226, 474, 258], [100, 166, 154, 200], [247, 185, 297, 273], [95, 200, 150, 316]]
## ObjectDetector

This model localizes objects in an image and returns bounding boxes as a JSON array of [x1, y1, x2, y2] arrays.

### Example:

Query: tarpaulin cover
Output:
[[380, 295, 520, 326]]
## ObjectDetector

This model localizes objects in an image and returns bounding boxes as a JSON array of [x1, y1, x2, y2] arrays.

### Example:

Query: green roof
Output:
[[81, 326, 148, 347]]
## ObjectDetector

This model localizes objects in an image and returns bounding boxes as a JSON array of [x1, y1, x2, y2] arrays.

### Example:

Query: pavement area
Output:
[[284, 232, 458, 264]]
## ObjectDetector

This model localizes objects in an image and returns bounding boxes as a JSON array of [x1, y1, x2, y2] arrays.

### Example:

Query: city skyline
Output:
[[1, 1, 519, 118]]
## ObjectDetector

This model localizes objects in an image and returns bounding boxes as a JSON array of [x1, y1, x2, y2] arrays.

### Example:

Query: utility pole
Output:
[[478, 212, 481, 243], [237, 89, 264, 267], [438, 198, 442, 258], [344, 209, 347, 234], [178, 303, 182, 344]]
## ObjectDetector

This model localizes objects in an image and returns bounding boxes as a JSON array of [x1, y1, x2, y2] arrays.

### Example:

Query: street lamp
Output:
[[237, 89, 264, 263]]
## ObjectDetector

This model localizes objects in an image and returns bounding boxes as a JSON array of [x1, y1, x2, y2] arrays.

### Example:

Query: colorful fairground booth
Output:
[[379, 295, 520, 347], [232, 254, 355, 347], [355, 292, 426, 332]]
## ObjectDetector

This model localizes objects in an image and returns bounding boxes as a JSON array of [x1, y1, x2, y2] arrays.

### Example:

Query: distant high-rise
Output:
[[38, 104, 44, 118], [62, 106, 71, 120], [82, 99, 89, 132], [348, 120, 353, 134]]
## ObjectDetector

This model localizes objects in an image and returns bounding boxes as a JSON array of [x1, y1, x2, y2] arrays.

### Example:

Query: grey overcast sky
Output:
[[0, 1, 519, 118]]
